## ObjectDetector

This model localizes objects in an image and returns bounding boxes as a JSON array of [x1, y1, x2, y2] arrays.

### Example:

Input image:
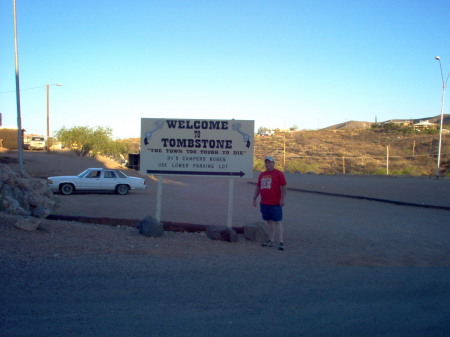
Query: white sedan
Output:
[[47, 168, 147, 195]]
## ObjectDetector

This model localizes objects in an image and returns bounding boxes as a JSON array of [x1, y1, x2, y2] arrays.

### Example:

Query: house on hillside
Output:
[[384, 119, 413, 127], [259, 130, 275, 136], [414, 120, 438, 130]]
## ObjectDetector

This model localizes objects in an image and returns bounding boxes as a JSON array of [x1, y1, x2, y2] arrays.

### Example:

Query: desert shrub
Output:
[[362, 161, 381, 174], [253, 158, 266, 172], [375, 168, 388, 175], [390, 167, 421, 176], [286, 159, 319, 174]]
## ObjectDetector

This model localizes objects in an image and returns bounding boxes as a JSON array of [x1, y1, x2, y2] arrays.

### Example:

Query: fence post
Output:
[[386, 144, 390, 175]]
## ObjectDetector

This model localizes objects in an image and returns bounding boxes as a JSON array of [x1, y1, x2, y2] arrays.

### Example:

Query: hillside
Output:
[[120, 115, 450, 176], [323, 114, 450, 131], [255, 128, 449, 176], [322, 121, 373, 130]]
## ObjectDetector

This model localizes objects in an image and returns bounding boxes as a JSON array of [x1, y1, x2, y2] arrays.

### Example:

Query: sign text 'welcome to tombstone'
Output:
[[140, 118, 254, 177]]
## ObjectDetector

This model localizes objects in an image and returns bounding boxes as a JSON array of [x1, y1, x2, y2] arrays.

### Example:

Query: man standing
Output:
[[253, 156, 287, 250]]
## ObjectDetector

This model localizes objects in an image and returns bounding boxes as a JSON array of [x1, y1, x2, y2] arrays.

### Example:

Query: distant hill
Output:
[[413, 114, 450, 125], [323, 114, 450, 130], [322, 121, 373, 130]]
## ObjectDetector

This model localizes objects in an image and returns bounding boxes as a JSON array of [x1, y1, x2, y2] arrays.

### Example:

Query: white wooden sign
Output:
[[140, 118, 254, 177]]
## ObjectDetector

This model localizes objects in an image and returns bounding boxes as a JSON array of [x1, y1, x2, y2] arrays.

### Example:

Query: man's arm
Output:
[[280, 184, 287, 207], [253, 185, 260, 207]]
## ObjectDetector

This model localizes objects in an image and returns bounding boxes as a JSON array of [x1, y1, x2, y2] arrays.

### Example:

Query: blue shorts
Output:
[[260, 204, 283, 222]]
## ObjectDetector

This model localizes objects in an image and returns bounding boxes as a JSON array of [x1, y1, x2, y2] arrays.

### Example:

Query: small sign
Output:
[[140, 118, 254, 177]]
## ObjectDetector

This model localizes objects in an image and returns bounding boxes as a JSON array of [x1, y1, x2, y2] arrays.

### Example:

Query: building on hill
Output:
[[414, 120, 438, 130], [383, 119, 413, 127]]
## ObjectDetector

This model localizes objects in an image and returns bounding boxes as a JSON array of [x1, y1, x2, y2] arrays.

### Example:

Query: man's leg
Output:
[[266, 220, 274, 242], [273, 222, 283, 243], [274, 222, 285, 250], [262, 220, 275, 247]]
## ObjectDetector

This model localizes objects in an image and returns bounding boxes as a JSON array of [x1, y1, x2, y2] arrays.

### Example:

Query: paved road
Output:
[[1, 249, 449, 336]]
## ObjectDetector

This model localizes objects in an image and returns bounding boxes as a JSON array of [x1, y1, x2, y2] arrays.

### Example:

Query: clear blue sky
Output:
[[1, 0, 449, 139]]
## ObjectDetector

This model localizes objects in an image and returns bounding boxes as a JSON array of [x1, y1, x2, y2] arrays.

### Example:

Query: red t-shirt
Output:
[[257, 169, 287, 205]]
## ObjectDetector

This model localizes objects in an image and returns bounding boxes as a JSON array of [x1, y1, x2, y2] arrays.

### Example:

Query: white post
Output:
[[386, 144, 389, 175], [156, 176, 163, 221], [227, 177, 234, 228]]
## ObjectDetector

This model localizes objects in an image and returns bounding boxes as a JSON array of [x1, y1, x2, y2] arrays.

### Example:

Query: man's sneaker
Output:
[[262, 240, 274, 247], [278, 243, 285, 251]]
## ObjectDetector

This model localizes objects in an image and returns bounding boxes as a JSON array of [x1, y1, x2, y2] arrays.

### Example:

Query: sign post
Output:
[[156, 176, 163, 221], [141, 118, 254, 226], [227, 178, 234, 227]]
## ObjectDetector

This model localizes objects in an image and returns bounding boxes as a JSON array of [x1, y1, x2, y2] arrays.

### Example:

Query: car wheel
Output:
[[116, 184, 130, 195], [60, 183, 74, 195]]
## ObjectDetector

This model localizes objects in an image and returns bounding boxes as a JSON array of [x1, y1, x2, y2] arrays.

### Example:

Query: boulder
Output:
[[32, 206, 52, 219], [0, 163, 56, 218], [15, 216, 41, 231], [244, 222, 269, 242], [206, 226, 238, 242], [2, 195, 29, 216], [138, 216, 164, 237]]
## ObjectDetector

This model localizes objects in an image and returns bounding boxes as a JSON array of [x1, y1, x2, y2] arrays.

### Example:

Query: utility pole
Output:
[[13, 0, 23, 171]]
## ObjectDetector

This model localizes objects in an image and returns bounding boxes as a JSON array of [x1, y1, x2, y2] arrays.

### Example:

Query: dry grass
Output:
[[255, 129, 449, 175]]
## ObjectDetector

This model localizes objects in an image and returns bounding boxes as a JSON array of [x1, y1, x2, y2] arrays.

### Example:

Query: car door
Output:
[[81, 169, 102, 190], [102, 170, 119, 191]]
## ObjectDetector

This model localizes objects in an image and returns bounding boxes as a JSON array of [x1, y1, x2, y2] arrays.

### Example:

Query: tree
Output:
[[55, 126, 128, 159], [257, 126, 270, 135]]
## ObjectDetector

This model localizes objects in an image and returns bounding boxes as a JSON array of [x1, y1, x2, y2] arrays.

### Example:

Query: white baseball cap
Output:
[[264, 156, 275, 162]]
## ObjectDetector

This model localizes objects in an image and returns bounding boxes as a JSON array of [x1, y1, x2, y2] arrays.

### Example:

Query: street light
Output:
[[434, 56, 449, 179], [46, 83, 62, 151]]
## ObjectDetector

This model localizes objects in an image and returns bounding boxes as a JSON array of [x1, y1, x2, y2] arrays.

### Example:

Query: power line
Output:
[[0, 85, 45, 94]]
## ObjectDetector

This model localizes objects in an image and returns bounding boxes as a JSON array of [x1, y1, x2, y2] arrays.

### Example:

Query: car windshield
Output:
[[77, 169, 92, 178]]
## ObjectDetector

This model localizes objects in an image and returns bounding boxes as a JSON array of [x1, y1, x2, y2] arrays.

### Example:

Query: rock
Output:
[[2, 195, 30, 216], [0, 163, 56, 218], [15, 216, 41, 231], [138, 216, 164, 237], [26, 191, 44, 207], [206, 226, 238, 242], [32, 206, 51, 218], [244, 222, 269, 242]]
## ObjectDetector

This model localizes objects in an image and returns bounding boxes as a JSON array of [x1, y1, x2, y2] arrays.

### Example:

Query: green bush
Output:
[[390, 167, 421, 176], [55, 126, 127, 159], [253, 158, 266, 172], [375, 168, 387, 175], [362, 162, 381, 174], [286, 159, 318, 174]]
